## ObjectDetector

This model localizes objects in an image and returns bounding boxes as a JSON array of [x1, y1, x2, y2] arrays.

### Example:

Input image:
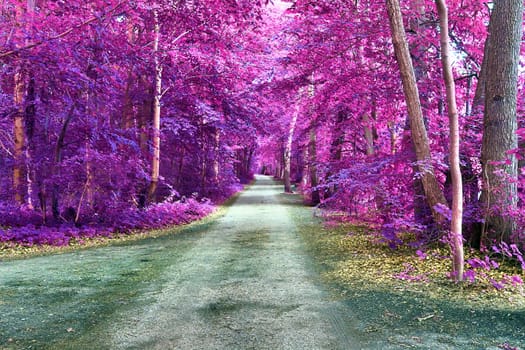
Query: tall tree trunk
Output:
[[213, 128, 220, 184], [75, 140, 92, 224], [363, 104, 377, 157], [307, 76, 320, 204], [275, 153, 282, 179], [52, 105, 75, 220], [122, 71, 135, 129], [387, 121, 396, 155], [436, 0, 464, 281], [406, 0, 435, 224], [122, 23, 136, 129], [13, 68, 26, 205], [12, 1, 36, 205], [386, 0, 448, 225], [147, 9, 162, 204], [331, 109, 347, 161], [309, 127, 320, 204], [472, 35, 490, 115], [25, 77, 36, 209], [480, 0, 523, 243], [284, 106, 298, 193]]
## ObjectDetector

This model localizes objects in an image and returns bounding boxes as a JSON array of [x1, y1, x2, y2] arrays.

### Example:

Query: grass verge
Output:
[[0, 187, 245, 261], [281, 192, 525, 349]]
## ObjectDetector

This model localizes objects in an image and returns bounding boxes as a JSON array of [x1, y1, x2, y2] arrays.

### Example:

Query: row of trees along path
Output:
[[0, 0, 524, 329]]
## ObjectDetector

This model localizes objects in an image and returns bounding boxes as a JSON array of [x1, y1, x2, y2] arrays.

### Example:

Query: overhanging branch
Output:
[[0, 1, 126, 59]]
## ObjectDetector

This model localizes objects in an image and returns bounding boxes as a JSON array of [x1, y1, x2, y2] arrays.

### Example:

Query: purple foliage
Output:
[[464, 253, 524, 290], [416, 250, 427, 260], [463, 269, 476, 283], [0, 199, 214, 247]]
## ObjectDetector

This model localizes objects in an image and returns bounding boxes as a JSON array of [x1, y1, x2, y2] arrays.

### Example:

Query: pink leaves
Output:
[[463, 247, 524, 291]]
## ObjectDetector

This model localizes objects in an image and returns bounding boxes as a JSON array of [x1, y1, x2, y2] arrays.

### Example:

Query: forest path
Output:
[[0, 175, 364, 349], [107, 174, 358, 349]]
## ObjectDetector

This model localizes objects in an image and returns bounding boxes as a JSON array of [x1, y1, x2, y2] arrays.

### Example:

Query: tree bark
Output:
[[13, 68, 26, 205], [24, 76, 36, 209], [436, 0, 464, 281], [52, 105, 75, 220], [12, 1, 36, 205], [147, 9, 162, 204], [284, 105, 299, 193], [387, 121, 396, 155], [405, 0, 436, 225], [307, 76, 320, 204], [213, 128, 220, 184], [309, 127, 320, 204], [480, 0, 523, 243], [122, 71, 135, 129], [472, 34, 490, 115], [330, 109, 347, 161], [386, 0, 449, 225], [122, 23, 136, 129], [363, 105, 377, 157]]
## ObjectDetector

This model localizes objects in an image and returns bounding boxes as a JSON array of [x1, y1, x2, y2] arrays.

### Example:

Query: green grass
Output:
[[0, 208, 229, 349], [0, 189, 251, 349], [0, 186, 247, 262], [281, 192, 525, 349]]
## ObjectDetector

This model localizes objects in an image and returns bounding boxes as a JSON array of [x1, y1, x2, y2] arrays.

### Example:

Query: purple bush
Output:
[[0, 199, 215, 247]]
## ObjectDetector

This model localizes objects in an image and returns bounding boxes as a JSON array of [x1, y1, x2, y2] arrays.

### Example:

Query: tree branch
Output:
[[0, 1, 126, 59]]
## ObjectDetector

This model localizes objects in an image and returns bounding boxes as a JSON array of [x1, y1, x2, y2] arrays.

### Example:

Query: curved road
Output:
[[0, 175, 361, 349]]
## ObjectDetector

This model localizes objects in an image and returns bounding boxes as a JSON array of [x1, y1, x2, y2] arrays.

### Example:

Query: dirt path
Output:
[[0, 175, 361, 349], [109, 175, 357, 349]]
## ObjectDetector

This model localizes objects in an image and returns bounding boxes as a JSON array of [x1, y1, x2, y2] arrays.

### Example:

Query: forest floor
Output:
[[0, 175, 524, 349]]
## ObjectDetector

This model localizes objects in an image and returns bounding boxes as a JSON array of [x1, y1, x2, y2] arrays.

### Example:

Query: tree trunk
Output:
[[331, 109, 347, 161], [309, 127, 320, 204], [52, 105, 75, 220], [13, 68, 26, 205], [122, 23, 136, 129], [122, 71, 135, 129], [12, 1, 36, 205], [436, 0, 464, 281], [472, 34, 490, 115], [363, 108, 377, 157], [307, 77, 319, 204], [387, 121, 396, 154], [283, 102, 299, 193], [213, 129, 220, 184], [147, 9, 162, 204], [406, 0, 436, 225], [480, 0, 523, 243], [386, 0, 448, 226], [25, 77, 36, 209], [283, 107, 298, 193], [75, 140, 92, 224]]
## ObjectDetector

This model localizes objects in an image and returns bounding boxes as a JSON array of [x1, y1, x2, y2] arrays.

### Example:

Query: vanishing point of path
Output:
[[0, 175, 361, 349]]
